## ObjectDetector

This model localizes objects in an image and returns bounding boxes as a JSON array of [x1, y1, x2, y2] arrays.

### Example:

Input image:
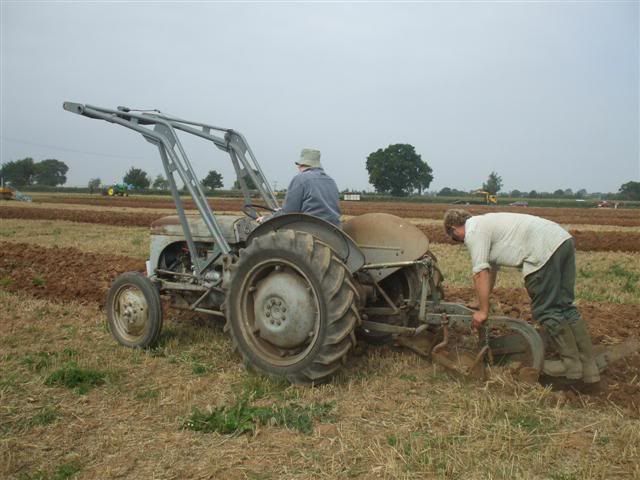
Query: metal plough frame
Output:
[[359, 257, 546, 374]]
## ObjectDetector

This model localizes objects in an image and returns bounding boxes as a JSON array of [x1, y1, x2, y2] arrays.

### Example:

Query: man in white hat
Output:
[[261, 148, 342, 226]]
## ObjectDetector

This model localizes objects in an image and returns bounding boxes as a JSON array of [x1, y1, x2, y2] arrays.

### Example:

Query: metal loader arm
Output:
[[63, 102, 279, 277]]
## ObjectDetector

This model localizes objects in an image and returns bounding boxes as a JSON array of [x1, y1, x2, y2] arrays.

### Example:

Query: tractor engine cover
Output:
[[342, 213, 430, 282]]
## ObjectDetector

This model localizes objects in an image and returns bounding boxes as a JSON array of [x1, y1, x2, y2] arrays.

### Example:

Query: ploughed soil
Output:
[[0, 242, 144, 304], [3, 206, 639, 252], [1, 241, 638, 413], [26, 195, 640, 226]]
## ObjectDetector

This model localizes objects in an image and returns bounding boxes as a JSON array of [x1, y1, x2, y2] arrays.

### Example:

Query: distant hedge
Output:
[[17, 186, 640, 208]]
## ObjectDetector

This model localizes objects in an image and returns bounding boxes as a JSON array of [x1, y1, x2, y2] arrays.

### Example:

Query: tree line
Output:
[[2, 154, 639, 201], [0, 158, 68, 187]]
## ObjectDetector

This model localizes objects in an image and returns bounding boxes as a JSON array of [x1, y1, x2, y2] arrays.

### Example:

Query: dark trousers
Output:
[[524, 238, 581, 336]]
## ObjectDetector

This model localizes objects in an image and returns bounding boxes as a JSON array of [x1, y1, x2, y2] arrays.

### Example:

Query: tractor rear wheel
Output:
[[106, 272, 163, 348], [225, 230, 360, 384]]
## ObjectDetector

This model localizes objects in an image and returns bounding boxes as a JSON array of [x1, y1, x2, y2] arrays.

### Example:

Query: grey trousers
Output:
[[524, 238, 581, 336]]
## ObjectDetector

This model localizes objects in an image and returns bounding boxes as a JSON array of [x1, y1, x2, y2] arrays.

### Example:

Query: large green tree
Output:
[[202, 170, 224, 190], [366, 144, 433, 196], [123, 167, 150, 189], [34, 159, 68, 186], [619, 181, 640, 201], [1, 157, 36, 187], [482, 171, 503, 195]]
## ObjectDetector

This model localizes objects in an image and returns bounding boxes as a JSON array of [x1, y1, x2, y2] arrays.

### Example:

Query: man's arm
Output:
[[472, 269, 491, 328]]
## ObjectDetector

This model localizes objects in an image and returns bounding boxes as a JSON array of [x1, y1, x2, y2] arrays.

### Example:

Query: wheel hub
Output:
[[118, 289, 148, 336], [253, 271, 316, 348]]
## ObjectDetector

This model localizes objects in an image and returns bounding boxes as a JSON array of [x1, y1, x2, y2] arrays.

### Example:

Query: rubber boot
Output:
[[570, 318, 601, 383], [543, 324, 583, 380]]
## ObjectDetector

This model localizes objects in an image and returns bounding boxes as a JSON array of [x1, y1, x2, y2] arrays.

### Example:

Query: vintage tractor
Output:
[[64, 102, 624, 384], [102, 183, 132, 196]]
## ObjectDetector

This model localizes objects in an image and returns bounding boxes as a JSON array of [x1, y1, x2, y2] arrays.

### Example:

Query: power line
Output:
[[0, 136, 148, 161]]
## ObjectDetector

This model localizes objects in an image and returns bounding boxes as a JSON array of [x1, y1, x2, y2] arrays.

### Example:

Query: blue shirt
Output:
[[280, 168, 341, 226]]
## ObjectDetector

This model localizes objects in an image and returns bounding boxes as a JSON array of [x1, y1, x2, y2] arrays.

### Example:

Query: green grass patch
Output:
[[609, 263, 640, 293], [131, 234, 144, 247], [18, 461, 81, 480], [233, 373, 290, 400], [32, 276, 46, 287], [28, 407, 60, 428], [0, 276, 13, 287], [44, 364, 106, 394], [21, 349, 78, 372], [21, 352, 56, 372], [508, 412, 545, 433], [135, 388, 160, 401], [185, 397, 335, 435]]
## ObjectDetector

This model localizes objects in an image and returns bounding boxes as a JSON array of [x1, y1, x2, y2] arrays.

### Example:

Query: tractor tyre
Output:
[[106, 272, 163, 348], [225, 230, 360, 384], [108, 187, 115, 196]]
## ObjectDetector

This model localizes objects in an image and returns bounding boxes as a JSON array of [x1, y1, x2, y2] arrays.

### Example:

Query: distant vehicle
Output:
[[597, 200, 621, 209], [473, 190, 498, 205], [509, 201, 528, 207], [0, 186, 31, 202], [102, 183, 132, 197]]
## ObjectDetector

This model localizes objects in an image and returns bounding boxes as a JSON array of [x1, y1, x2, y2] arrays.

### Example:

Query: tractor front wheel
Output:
[[106, 272, 163, 348]]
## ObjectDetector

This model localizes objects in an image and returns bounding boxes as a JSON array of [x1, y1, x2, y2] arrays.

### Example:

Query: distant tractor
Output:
[[473, 190, 498, 205], [64, 102, 630, 385], [102, 183, 132, 197], [0, 186, 13, 200], [0, 185, 31, 202]]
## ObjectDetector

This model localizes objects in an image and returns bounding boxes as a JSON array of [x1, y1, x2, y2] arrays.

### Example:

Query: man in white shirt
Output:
[[443, 209, 600, 383]]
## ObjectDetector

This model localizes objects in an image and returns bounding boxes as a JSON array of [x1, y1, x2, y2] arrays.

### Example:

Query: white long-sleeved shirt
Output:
[[464, 213, 571, 277]]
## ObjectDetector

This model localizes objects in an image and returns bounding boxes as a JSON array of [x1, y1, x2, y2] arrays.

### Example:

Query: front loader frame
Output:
[[63, 102, 279, 280]]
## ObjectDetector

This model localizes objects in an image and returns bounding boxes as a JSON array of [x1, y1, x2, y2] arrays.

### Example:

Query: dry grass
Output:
[[0, 219, 149, 259], [1, 290, 639, 479]]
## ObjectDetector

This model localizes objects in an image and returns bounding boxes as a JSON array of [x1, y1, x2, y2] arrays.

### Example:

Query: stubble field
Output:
[[1, 194, 639, 480]]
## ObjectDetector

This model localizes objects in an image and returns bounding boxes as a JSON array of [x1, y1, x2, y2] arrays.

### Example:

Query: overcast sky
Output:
[[1, 1, 638, 193]]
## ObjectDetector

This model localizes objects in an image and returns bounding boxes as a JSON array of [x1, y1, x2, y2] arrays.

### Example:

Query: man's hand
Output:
[[472, 310, 488, 330], [256, 216, 265, 224]]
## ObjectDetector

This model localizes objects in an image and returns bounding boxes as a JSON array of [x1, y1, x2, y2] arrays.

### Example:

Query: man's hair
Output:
[[443, 209, 472, 235]]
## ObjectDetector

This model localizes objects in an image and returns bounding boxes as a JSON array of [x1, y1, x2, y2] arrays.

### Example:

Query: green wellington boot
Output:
[[543, 324, 583, 380], [570, 318, 601, 383]]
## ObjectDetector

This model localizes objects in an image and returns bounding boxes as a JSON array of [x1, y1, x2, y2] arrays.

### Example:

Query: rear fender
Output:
[[247, 213, 365, 274], [343, 213, 430, 282]]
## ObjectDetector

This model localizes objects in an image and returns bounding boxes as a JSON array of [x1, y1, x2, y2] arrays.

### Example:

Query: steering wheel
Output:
[[242, 203, 277, 220]]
